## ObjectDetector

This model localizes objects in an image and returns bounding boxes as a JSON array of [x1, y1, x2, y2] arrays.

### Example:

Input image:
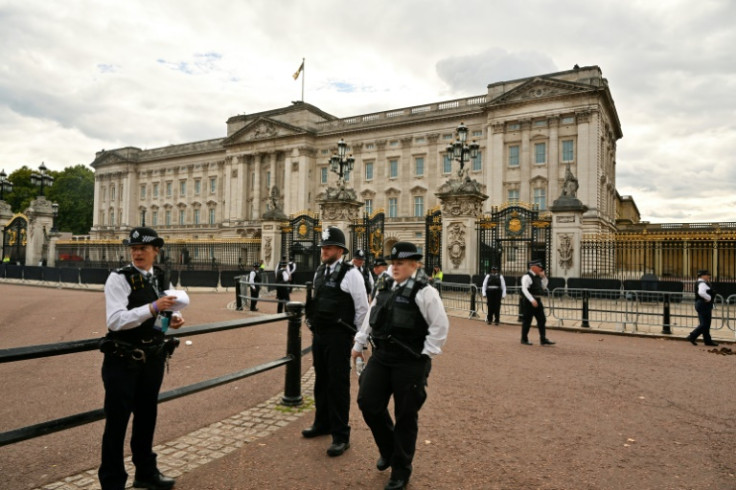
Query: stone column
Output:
[[253, 153, 262, 220], [261, 220, 286, 271], [435, 180, 488, 276], [24, 197, 55, 266], [549, 195, 587, 279], [490, 122, 505, 207], [519, 120, 531, 202]]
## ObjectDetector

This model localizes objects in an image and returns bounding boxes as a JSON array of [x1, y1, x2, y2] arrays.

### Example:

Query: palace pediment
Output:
[[90, 148, 141, 168], [489, 77, 595, 106], [224, 117, 311, 146]]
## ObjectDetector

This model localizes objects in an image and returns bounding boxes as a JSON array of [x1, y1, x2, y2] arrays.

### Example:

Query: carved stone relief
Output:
[[447, 222, 466, 268], [557, 233, 573, 272]]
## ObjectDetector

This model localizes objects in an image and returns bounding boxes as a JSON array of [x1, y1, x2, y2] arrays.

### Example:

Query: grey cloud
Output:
[[435, 48, 557, 93]]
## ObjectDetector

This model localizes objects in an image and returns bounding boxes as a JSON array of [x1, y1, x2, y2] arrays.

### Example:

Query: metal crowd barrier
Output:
[[440, 282, 736, 339], [0, 303, 308, 447], [235, 276, 310, 311]]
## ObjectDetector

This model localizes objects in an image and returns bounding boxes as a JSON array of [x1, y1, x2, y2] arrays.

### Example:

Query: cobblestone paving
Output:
[[34, 370, 316, 490]]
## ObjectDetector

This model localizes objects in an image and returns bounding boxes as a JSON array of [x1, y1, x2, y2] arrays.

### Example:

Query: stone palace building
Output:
[[90, 65, 624, 258]]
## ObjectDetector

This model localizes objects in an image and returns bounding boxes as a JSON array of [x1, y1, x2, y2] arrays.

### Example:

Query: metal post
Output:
[[662, 293, 672, 334], [582, 289, 590, 328], [235, 276, 243, 311], [469, 285, 478, 318], [281, 301, 304, 406]]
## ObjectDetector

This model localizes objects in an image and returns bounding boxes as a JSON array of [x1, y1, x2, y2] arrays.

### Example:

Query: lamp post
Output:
[[329, 138, 355, 186], [445, 122, 480, 180], [30, 162, 54, 197], [51, 202, 59, 232], [0, 169, 13, 200]]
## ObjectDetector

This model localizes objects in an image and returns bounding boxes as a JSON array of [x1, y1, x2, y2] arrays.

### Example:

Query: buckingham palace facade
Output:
[[90, 65, 623, 251]]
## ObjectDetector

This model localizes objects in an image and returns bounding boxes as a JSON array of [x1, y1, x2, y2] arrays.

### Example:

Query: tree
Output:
[[5, 164, 94, 235], [46, 165, 94, 235]]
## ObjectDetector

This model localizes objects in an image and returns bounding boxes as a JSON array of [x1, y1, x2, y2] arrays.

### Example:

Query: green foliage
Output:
[[5, 165, 94, 235]]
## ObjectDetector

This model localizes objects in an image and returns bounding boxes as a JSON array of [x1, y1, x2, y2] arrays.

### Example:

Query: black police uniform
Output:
[[688, 276, 717, 345], [99, 265, 175, 490], [307, 261, 357, 444], [484, 272, 503, 324], [521, 271, 548, 343], [275, 264, 290, 313], [357, 271, 433, 484]]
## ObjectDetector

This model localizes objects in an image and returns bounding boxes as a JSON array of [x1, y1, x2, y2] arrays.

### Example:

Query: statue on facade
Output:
[[561, 165, 579, 198], [262, 186, 287, 220]]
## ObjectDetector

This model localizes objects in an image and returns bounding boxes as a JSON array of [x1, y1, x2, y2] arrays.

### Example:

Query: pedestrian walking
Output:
[[352, 242, 449, 490], [248, 263, 261, 311], [302, 227, 369, 457], [520, 259, 555, 346], [275, 261, 291, 314], [687, 269, 719, 346]]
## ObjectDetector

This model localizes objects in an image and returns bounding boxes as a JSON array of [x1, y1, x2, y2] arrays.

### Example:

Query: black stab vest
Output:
[[369, 272, 429, 354], [107, 265, 165, 343], [309, 261, 355, 329], [486, 274, 501, 289], [526, 272, 544, 297], [695, 279, 714, 305]]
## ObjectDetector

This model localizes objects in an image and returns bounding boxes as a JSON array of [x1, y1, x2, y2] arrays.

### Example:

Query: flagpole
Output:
[[301, 57, 305, 102]]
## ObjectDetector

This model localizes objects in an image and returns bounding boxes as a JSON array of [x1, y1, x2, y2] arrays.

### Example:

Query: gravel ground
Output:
[[1, 283, 734, 490]]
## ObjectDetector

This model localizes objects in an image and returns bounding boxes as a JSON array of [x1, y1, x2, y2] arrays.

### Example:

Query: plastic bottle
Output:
[[355, 357, 364, 376]]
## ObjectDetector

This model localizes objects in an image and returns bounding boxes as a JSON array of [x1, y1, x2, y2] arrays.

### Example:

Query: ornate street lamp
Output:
[[0, 169, 13, 200], [329, 138, 355, 186], [446, 122, 480, 179], [30, 162, 54, 196], [51, 202, 59, 232]]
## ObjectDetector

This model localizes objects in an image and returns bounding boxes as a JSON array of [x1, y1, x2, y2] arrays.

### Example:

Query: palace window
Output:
[[443, 155, 452, 173], [152, 210, 158, 226], [194, 208, 200, 225], [179, 209, 185, 225], [209, 208, 216, 225], [533, 188, 547, 210], [165, 210, 171, 226], [389, 159, 398, 178], [472, 151, 482, 171], [534, 142, 546, 164], [179, 181, 186, 197], [365, 199, 373, 216], [415, 157, 424, 176], [153, 183, 159, 198], [166, 182, 172, 197], [110, 186, 116, 202], [320, 167, 328, 184], [388, 198, 398, 218], [194, 179, 201, 195], [209, 177, 217, 193], [414, 196, 424, 217], [562, 140, 575, 162], [508, 145, 520, 167], [140, 184, 146, 199], [365, 161, 374, 181], [508, 189, 519, 203]]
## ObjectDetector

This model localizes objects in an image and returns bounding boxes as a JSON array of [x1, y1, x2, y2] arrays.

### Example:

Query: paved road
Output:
[[1, 284, 734, 489]]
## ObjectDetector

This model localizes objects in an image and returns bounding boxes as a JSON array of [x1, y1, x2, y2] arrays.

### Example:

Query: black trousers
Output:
[[521, 298, 547, 342], [311, 328, 353, 443], [276, 286, 290, 313], [250, 287, 260, 311], [99, 353, 166, 490], [690, 302, 714, 342], [485, 289, 502, 323], [357, 348, 430, 481]]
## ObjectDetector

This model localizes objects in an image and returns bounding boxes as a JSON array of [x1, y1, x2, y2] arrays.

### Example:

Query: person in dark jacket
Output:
[[352, 242, 449, 490], [275, 261, 291, 313], [302, 227, 369, 457], [520, 260, 555, 346], [687, 270, 719, 346], [481, 266, 506, 325], [99, 227, 186, 490]]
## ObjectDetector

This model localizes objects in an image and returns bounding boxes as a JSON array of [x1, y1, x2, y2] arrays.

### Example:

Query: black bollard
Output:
[[281, 301, 304, 406], [235, 276, 243, 311], [662, 293, 672, 334], [582, 289, 590, 328]]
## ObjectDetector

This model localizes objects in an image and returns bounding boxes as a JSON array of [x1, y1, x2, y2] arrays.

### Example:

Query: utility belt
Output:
[[486, 286, 500, 290], [371, 336, 423, 359], [100, 336, 179, 363]]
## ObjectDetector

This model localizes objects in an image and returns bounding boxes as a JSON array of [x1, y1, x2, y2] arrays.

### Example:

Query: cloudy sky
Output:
[[1, 0, 734, 223]]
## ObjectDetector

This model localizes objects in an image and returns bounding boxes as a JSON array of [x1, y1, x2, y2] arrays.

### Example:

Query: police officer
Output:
[[351, 248, 374, 297], [482, 265, 506, 325], [248, 263, 261, 311], [352, 242, 449, 490], [302, 227, 369, 457], [371, 257, 389, 299], [99, 227, 186, 490], [520, 259, 555, 346], [275, 260, 291, 313], [687, 270, 719, 346]]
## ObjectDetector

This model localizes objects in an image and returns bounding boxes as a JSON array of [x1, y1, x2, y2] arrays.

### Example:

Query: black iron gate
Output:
[[281, 213, 321, 283], [476, 205, 551, 278], [424, 206, 442, 272], [2, 215, 28, 264], [350, 211, 385, 266]]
